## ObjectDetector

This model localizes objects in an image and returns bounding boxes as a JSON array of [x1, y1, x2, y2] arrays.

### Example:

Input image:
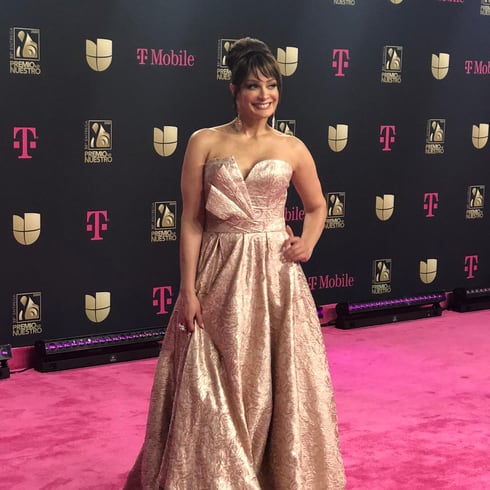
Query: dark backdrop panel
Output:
[[2, 0, 489, 346]]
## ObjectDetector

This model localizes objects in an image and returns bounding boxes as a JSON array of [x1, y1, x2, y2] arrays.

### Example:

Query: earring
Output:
[[233, 114, 243, 133], [271, 113, 276, 129]]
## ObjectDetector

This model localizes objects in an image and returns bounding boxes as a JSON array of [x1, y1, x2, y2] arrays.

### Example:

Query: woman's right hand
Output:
[[179, 291, 204, 332]]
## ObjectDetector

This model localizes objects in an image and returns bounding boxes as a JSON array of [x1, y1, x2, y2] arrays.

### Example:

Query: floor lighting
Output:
[[34, 327, 165, 372], [335, 292, 446, 329], [450, 287, 490, 313], [0, 344, 12, 380]]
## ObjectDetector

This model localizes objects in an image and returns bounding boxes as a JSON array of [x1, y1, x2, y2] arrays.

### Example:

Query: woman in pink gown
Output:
[[124, 37, 346, 490]]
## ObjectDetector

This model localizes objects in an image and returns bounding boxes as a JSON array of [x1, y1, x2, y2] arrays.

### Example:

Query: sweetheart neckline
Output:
[[206, 155, 292, 181]]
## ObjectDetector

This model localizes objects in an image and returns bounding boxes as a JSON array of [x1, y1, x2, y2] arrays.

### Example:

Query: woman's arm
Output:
[[283, 138, 327, 263], [179, 130, 209, 331]]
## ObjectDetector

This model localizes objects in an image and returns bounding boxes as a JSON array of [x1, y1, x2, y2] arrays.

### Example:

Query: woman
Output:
[[125, 37, 346, 489]]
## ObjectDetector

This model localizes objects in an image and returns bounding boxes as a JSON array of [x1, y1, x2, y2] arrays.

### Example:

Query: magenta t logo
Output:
[[136, 48, 149, 64], [13, 127, 37, 159], [380, 125, 396, 151], [464, 255, 479, 279], [332, 49, 350, 77], [153, 286, 173, 315], [424, 193, 439, 217], [86, 210, 108, 241]]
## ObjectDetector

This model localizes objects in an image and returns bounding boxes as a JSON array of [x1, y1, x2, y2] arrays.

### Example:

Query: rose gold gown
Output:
[[124, 157, 346, 489]]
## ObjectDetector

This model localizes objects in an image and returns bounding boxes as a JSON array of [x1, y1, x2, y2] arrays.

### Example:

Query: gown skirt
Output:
[[124, 157, 346, 489]]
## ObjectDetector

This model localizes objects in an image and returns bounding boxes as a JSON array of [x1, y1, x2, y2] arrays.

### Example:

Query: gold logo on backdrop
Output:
[[18, 294, 41, 321], [277, 47, 298, 76], [466, 185, 485, 219], [431, 53, 450, 80], [89, 120, 112, 149], [13, 213, 41, 245], [420, 259, 437, 284], [152, 201, 178, 242], [472, 123, 489, 149], [85, 292, 111, 323], [425, 119, 445, 154], [481, 0, 490, 16], [14, 28, 40, 60], [84, 120, 113, 163], [372, 259, 392, 294], [328, 124, 349, 152], [10, 28, 41, 75], [276, 120, 296, 136], [153, 126, 178, 157], [86, 38, 112, 72], [390, 0, 404, 4], [216, 39, 236, 80], [12, 292, 43, 336], [326, 192, 345, 229], [375, 194, 395, 221], [381, 46, 402, 83]]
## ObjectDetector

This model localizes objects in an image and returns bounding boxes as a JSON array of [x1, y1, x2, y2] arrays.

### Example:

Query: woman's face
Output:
[[233, 71, 279, 121]]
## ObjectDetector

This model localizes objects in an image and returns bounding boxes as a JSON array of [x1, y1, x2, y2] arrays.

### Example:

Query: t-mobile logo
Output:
[[13, 127, 37, 159], [152, 286, 173, 315], [424, 193, 439, 217], [380, 125, 396, 151], [136, 48, 149, 64], [332, 49, 350, 77], [464, 255, 478, 279], [86, 210, 109, 241]]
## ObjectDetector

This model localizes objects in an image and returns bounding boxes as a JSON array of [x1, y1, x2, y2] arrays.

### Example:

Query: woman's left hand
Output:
[[282, 225, 312, 263]]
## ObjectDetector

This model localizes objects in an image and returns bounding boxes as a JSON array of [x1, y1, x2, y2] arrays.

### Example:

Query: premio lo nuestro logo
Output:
[[420, 259, 438, 284], [152, 201, 178, 242], [372, 259, 392, 294], [12, 292, 42, 336], [381, 46, 402, 83], [216, 39, 237, 80], [13, 213, 41, 245], [85, 120, 113, 163], [466, 185, 485, 220], [431, 53, 450, 80], [9, 27, 41, 75], [276, 120, 296, 135], [328, 124, 349, 152], [86, 38, 112, 72], [85, 292, 111, 323], [376, 194, 395, 221], [276, 47, 298, 76], [482, 0, 490, 16], [425, 119, 446, 154], [472, 123, 489, 150], [333, 0, 356, 5], [326, 192, 345, 229], [154, 126, 178, 157]]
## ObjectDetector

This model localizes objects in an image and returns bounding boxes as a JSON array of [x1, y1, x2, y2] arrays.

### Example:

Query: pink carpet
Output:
[[2, 310, 489, 489]]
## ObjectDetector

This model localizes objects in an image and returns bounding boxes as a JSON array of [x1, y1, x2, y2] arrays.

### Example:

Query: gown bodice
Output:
[[204, 156, 292, 233]]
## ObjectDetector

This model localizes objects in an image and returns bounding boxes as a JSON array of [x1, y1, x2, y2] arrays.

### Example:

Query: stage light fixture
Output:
[[0, 344, 13, 380], [34, 327, 165, 372], [450, 287, 490, 313], [335, 292, 446, 329]]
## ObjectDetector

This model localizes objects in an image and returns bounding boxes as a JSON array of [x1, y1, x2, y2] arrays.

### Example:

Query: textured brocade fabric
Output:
[[124, 157, 346, 490]]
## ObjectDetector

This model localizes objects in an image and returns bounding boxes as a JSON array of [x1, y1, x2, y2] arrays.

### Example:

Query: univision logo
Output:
[[153, 126, 178, 157], [13, 213, 41, 245], [276, 47, 298, 76], [86, 38, 112, 71], [85, 292, 111, 323], [472, 123, 489, 149], [431, 53, 450, 80]]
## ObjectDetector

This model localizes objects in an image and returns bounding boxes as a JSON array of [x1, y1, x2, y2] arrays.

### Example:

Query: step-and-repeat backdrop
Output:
[[2, 0, 489, 347]]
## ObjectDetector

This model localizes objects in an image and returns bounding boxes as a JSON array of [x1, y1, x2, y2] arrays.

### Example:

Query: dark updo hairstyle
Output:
[[226, 37, 282, 109]]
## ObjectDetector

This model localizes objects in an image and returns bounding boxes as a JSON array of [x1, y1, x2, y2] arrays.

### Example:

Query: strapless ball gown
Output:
[[124, 156, 346, 489]]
